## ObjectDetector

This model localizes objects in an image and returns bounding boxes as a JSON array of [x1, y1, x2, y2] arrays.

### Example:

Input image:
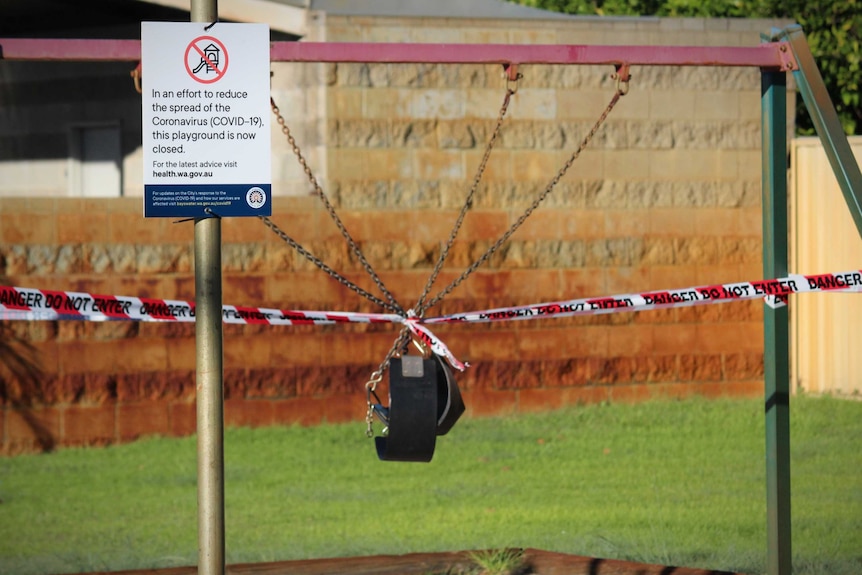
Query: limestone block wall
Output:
[[0, 14, 796, 453]]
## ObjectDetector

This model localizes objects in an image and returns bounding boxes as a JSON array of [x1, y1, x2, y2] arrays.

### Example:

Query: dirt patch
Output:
[[86, 548, 745, 575]]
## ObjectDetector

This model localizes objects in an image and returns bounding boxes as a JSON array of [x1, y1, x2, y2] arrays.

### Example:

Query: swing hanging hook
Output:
[[130, 62, 142, 94], [612, 64, 630, 96], [403, 309, 432, 359], [503, 64, 522, 94], [410, 334, 432, 359]]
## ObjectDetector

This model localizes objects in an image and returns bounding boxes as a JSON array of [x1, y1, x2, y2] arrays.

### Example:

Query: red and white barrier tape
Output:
[[2, 269, 861, 371], [0, 287, 403, 325], [0, 285, 467, 370], [423, 270, 862, 325]]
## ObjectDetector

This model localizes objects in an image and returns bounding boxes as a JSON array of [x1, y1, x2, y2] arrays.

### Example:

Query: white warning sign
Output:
[[141, 22, 271, 218]]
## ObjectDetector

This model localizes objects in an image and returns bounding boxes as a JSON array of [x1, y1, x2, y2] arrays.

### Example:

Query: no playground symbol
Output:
[[185, 36, 229, 84]]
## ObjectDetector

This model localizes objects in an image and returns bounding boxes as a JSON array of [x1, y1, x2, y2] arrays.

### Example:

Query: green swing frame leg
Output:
[[760, 25, 862, 575], [761, 67, 791, 575]]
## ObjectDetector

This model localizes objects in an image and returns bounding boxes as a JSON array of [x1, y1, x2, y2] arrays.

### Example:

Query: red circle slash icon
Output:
[[185, 35, 229, 84]]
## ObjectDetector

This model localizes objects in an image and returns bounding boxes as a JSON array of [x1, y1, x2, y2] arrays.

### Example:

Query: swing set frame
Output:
[[3, 24, 862, 575]]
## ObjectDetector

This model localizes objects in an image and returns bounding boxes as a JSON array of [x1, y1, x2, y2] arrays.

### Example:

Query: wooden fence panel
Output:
[[791, 136, 862, 396]]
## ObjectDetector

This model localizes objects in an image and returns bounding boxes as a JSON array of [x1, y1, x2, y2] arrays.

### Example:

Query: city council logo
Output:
[[246, 187, 266, 209]]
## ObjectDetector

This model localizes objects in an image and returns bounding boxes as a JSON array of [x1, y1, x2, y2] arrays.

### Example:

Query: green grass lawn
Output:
[[0, 395, 859, 575]]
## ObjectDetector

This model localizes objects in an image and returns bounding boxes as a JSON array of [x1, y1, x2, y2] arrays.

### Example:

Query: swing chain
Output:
[[361, 78, 524, 431], [258, 215, 400, 313], [364, 326, 411, 437], [414, 76, 520, 316], [421, 74, 630, 312], [269, 68, 629, 437], [270, 98, 405, 316], [365, 370, 384, 437]]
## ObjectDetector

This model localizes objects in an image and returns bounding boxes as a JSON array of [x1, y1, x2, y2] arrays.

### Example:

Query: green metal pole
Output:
[[761, 68, 791, 575], [191, 1, 225, 575], [779, 25, 862, 236]]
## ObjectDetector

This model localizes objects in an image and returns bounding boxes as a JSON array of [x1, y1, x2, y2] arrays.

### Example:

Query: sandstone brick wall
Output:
[[0, 14, 796, 453], [0, 186, 765, 455]]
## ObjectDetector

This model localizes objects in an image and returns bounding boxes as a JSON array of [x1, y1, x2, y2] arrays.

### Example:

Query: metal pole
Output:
[[191, 0, 225, 574], [779, 25, 862, 238], [195, 217, 224, 575], [761, 68, 791, 575]]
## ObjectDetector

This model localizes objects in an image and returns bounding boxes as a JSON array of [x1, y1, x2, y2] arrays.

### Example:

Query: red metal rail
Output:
[[271, 41, 794, 68], [0, 38, 796, 69]]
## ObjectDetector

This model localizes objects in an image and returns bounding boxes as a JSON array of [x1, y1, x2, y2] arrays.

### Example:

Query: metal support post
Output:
[[761, 68, 791, 575], [191, 0, 225, 573], [195, 216, 225, 575], [779, 25, 862, 237]]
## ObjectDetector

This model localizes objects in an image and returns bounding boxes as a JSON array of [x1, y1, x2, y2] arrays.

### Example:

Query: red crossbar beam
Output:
[[0, 38, 794, 69], [0, 38, 141, 61], [271, 42, 792, 69]]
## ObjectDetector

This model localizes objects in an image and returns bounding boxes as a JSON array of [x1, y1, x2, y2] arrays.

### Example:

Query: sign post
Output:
[[142, 7, 270, 575]]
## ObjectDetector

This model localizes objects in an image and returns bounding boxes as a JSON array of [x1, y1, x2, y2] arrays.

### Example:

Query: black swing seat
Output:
[[373, 354, 465, 462]]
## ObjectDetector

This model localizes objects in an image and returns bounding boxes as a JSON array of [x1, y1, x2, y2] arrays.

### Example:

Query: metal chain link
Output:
[[421, 81, 629, 312], [364, 326, 410, 436], [269, 98, 405, 315], [364, 370, 384, 437], [414, 83, 518, 317], [258, 215, 400, 313]]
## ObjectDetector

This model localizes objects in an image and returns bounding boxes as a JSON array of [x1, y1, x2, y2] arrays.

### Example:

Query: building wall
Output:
[[0, 61, 143, 198], [0, 14, 796, 453]]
